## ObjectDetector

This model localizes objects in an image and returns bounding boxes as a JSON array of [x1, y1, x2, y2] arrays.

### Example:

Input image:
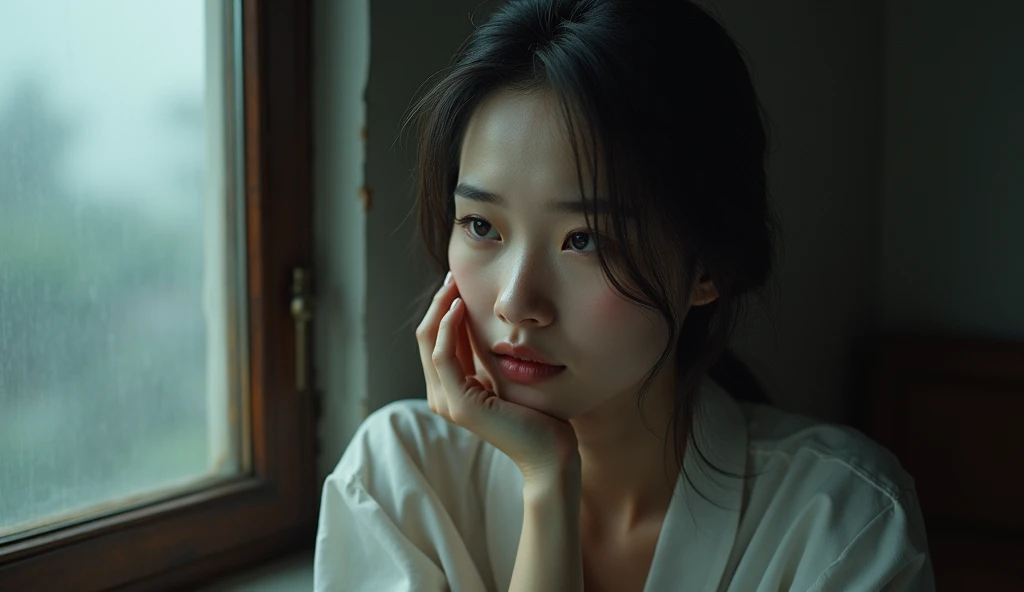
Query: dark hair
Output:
[[402, 0, 781, 496]]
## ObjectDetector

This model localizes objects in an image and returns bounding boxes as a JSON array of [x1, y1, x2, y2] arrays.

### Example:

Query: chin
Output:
[[498, 383, 575, 420]]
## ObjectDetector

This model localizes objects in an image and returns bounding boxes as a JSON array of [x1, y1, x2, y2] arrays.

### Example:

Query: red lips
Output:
[[491, 341, 562, 366], [490, 342, 565, 385]]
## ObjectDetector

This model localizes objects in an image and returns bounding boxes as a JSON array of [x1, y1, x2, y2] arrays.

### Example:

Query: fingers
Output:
[[454, 306, 477, 378], [433, 296, 471, 423], [416, 272, 457, 416], [415, 272, 457, 348]]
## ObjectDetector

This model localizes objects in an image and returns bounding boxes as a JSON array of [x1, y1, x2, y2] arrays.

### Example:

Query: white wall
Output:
[[360, 2, 500, 418], [312, 0, 498, 479], [311, 0, 370, 480]]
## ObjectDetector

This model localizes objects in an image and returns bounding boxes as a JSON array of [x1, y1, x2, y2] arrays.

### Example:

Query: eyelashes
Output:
[[454, 216, 499, 241], [453, 215, 614, 256]]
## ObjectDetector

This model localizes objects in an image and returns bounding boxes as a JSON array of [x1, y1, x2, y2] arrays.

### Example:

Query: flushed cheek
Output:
[[448, 249, 494, 362], [574, 290, 667, 374]]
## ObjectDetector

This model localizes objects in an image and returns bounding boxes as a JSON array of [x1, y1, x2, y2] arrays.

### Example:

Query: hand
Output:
[[416, 272, 581, 482]]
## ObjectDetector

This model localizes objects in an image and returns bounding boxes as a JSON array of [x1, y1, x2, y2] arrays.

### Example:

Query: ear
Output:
[[689, 267, 719, 307]]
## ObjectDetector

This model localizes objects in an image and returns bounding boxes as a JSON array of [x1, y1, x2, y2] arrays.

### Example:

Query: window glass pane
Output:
[[0, 0, 245, 538]]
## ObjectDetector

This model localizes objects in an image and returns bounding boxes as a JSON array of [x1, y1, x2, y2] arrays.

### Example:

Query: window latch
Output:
[[290, 267, 313, 393]]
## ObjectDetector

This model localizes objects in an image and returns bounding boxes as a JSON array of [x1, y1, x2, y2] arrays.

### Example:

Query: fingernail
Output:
[[449, 297, 460, 311], [444, 271, 453, 285]]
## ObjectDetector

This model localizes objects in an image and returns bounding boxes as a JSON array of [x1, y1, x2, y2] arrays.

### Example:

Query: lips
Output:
[[493, 354, 566, 384], [491, 342, 563, 367]]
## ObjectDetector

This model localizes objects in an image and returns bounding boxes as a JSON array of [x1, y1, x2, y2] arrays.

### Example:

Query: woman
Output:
[[314, 0, 935, 590]]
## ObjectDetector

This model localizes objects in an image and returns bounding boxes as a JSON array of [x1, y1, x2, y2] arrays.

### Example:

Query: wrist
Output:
[[521, 458, 582, 506]]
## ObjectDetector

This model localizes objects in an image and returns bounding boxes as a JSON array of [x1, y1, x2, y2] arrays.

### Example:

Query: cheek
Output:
[[583, 289, 628, 323], [447, 242, 491, 339], [578, 288, 640, 332], [576, 290, 668, 360]]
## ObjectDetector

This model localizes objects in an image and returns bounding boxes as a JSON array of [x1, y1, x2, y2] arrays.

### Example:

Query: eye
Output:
[[455, 216, 500, 241], [565, 231, 597, 254]]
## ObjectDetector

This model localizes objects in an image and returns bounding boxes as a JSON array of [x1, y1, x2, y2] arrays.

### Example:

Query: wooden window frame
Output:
[[0, 1, 317, 589]]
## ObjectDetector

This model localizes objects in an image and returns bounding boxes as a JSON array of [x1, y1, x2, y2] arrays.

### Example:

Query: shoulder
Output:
[[350, 398, 485, 452], [353, 398, 453, 448], [333, 398, 492, 489], [731, 402, 933, 589], [315, 400, 498, 591], [741, 401, 915, 501]]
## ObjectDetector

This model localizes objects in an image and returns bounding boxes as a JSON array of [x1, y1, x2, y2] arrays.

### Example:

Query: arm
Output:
[[312, 402, 495, 592], [508, 461, 585, 592], [313, 472, 451, 592]]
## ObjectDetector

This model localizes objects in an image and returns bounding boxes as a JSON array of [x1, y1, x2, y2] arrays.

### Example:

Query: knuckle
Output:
[[430, 351, 445, 365]]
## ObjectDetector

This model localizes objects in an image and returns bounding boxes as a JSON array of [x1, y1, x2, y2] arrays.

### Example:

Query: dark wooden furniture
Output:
[[865, 334, 1024, 590]]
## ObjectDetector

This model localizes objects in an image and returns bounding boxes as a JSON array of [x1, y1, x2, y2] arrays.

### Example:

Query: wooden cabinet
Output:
[[864, 335, 1024, 590]]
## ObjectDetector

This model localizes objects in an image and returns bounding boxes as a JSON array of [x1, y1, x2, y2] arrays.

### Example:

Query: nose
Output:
[[493, 255, 556, 328]]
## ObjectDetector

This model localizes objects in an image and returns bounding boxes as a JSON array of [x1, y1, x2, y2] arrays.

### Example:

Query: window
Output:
[[0, 1, 316, 589]]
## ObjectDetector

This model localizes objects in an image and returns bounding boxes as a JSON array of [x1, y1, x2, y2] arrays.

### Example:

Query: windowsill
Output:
[[196, 549, 314, 591]]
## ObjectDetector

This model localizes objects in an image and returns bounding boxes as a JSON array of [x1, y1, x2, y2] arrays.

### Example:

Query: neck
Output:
[[569, 362, 685, 536]]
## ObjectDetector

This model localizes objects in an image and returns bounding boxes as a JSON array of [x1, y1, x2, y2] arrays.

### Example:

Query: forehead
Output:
[[457, 88, 600, 199]]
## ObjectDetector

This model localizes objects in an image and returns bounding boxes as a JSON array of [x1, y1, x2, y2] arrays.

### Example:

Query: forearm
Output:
[[508, 466, 584, 592]]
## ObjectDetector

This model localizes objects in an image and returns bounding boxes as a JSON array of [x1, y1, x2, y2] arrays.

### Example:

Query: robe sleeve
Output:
[[802, 489, 936, 591], [313, 471, 450, 591], [312, 400, 495, 592]]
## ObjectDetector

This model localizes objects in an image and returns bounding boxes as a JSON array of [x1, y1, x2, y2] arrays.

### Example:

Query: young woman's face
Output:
[[448, 88, 691, 420]]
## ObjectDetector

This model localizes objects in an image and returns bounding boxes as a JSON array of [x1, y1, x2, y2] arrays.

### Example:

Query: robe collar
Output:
[[643, 376, 749, 591]]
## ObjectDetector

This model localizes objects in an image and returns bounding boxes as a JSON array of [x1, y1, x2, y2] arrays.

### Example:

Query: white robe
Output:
[[313, 378, 935, 591]]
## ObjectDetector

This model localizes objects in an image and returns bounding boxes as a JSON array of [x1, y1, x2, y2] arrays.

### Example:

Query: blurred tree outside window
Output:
[[0, 0, 246, 539]]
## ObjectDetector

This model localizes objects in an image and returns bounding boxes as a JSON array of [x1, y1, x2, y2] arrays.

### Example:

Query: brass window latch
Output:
[[290, 267, 313, 393]]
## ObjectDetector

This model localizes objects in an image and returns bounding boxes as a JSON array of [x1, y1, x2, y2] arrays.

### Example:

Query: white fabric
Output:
[[313, 378, 935, 591]]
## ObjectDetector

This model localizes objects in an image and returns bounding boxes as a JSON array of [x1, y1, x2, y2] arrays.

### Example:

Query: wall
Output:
[[361, 2, 500, 416], [878, 0, 1024, 340], [312, 0, 498, 478], [311, 0, 370, 480], [704, 0, 886, 422]]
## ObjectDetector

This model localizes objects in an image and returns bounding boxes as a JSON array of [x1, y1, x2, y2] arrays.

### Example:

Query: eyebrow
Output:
[[454, 182, 633, 218]]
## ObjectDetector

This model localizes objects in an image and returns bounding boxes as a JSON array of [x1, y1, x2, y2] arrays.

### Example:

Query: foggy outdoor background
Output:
[[0, 0, 216, 532]]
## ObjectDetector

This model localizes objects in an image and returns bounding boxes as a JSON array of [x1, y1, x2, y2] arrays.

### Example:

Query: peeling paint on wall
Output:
[[358, 186, 373, 212]]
